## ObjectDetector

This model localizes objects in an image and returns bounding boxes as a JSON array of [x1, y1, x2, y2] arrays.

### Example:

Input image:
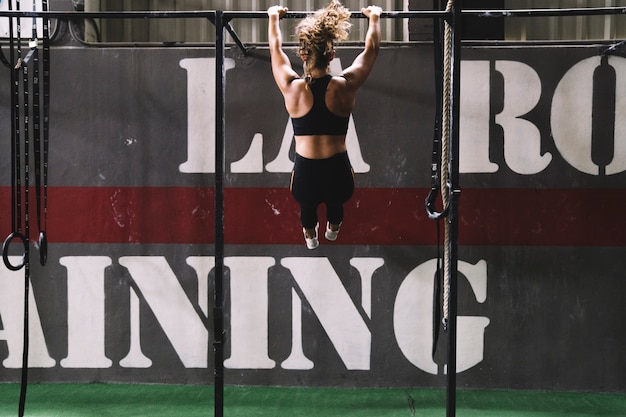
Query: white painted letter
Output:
[[60, 256, 113, 368], [119, 256, 208, 368], [179, 57, 235, 173], [496, 60, 550, 174], [0, 258, 55, 368], [280, 257, 378, 370], [460, 60, 499, 173], [552, 56, 626, 175], [394, 259, 490, 374], [223, 256, 277, 369]]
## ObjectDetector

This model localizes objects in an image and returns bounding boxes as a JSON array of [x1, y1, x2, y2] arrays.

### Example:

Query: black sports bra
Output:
[[291, 75, 349, 136]]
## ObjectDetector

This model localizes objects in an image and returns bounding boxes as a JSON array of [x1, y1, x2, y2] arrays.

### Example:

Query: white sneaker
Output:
[[303, 224, 319, 249], [325, 222, 341, 241]]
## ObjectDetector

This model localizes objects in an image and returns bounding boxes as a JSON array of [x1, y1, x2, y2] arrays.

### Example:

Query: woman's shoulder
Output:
[[283, 76, 308, 94], [328, 75, 351, 93], [329, 74, 348, 85]]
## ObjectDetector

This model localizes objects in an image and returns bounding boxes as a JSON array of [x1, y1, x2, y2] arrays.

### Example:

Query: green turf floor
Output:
[[0, 384, 624, 417]]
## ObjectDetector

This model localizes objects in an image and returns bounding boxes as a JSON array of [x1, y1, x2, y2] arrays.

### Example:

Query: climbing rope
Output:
[[440, 0, 454, 331], [426, 0, 454, 355]]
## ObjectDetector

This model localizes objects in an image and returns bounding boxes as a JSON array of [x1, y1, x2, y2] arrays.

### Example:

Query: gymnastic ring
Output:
[[2, 232, 28, 271], [38, 231, 47, 266]]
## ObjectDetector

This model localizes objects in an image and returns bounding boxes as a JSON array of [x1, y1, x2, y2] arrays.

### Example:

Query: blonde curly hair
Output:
[[295, 0, 351, 82]]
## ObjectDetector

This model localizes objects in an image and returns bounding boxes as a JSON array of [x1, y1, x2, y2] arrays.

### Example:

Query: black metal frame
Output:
[[2, 4, 623, 417], [213, 8, 458, 417]]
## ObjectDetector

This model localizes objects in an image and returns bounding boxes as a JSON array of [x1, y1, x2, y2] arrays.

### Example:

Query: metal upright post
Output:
[[446, 1, 462, 417], [214, 10, 225, 417]]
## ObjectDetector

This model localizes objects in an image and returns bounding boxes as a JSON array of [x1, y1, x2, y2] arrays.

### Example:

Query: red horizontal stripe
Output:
[[0, 187, 624, 246], [0, 187, 215, 244]]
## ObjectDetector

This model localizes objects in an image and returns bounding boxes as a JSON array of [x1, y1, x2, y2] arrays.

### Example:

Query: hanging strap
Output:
[[428, 0, 454, 360], [19, 2, 33, 416], [0, 3, 39, 415], [3, 0, 28, 272], [29, 26, 42, 246], [25, 0, 49, 266], [432, 218, 442, 359], [40, 0, 50, 265], [0, 2, 45, 415], [4, 4, 51, 413], [430, 0, 444, 360], [424, 0, 451, 221]]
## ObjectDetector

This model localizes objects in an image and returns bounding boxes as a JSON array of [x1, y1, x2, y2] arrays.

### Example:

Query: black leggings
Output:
[[290, 152, 355, 229]]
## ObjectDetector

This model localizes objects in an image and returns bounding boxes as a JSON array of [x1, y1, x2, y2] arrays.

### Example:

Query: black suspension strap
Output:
[[26, 16, 41, 273], [3, 0, 28, 273], [429, 0, 447, 360], [24, 0, 49, 266], [17, 1, 33, 415], [432, 218, 443, 359], [40, 0, 50, 265], [0, 1, 49, 415], [20, 3, 32, 415], [426, 0, 451, 222]]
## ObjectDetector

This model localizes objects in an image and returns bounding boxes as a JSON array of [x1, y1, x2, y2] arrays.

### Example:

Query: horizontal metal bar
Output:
[[464, 7, 626, 18], [0, 10, 216, 19], [0, 7, 623, 21], [225, 11, 450, 19], [0, 10, 448, 20]]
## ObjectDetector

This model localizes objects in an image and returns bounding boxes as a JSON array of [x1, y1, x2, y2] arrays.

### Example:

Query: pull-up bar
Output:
[[466, 6, 626, 18], [0, 10, 448, 19], [224, 10, 449, 19], [211, 5, 465, 417], [216, 4, 456, 417], [1, 6, 624, 20]]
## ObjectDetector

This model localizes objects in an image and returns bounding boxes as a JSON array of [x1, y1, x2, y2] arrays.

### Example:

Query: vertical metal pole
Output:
[[214, 10, 225, 417], [446, 1, 462, 417]]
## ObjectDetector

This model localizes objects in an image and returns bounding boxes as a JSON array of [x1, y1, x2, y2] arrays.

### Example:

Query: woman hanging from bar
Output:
[[268, 1, 381, 249]]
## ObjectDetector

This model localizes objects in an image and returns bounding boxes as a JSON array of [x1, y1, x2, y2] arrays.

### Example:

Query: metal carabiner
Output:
[[2, 232, 28, 271], [425, 182, 451, 220]]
